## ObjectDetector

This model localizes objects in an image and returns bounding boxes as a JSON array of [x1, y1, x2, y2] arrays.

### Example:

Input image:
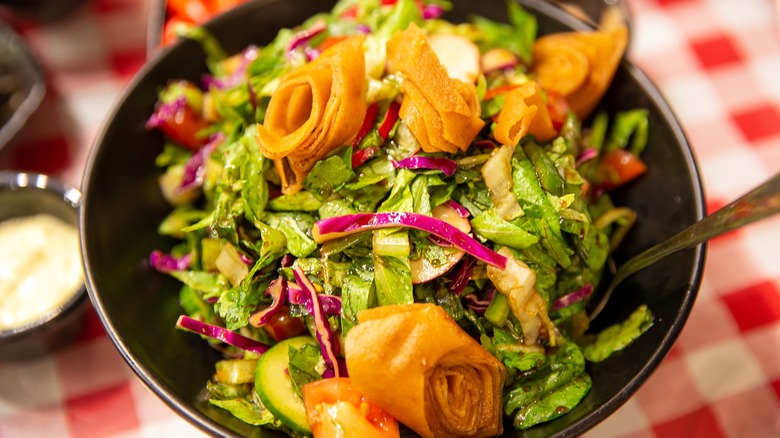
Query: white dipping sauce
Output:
[[0, 214, 82, 330]]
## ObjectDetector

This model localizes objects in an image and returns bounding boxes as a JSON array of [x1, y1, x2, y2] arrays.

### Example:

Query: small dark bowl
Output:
[[81, 0, 705, 436], [0, 171, 88, 360], [0, 22, 46, 150]]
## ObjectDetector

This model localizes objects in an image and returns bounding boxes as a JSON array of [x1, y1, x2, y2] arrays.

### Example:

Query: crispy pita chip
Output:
[[493, 80, 557, 145], [256, 35, 367, 194], [345, 304, 506, 438], [387, 24, 484, 154], [532, 24, 628, 120]]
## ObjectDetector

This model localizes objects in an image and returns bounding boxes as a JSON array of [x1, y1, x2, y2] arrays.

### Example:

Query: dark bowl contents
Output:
[[0, 171, 88, 360], [81, 0, 705, 436]]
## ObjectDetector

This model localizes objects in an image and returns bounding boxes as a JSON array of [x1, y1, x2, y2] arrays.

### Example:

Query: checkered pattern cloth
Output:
[[1, 0, 778, 437]]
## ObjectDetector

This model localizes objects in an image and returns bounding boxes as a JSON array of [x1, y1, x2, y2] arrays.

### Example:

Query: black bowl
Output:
[[80, 0, 705, 436]]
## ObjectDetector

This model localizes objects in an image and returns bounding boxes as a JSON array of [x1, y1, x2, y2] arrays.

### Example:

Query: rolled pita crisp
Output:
[[345, 303, 506, 438], [532, 24, 628, 120], [387, 24, 485, 154], [493, 80, 557, 145], [256, 35, 367, 194]]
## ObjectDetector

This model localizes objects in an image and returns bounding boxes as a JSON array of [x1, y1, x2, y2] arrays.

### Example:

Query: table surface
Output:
[[1, 0, 779, 437]]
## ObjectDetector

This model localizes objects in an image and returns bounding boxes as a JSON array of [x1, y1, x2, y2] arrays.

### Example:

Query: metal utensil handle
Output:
[[590, 171, 780, 321]]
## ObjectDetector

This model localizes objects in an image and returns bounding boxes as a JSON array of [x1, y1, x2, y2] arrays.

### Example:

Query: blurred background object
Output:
[[148, 0, 250, 53], [554, 0, 631, 30], [0, 0, 88, 22], [0, 22, 44, 151]]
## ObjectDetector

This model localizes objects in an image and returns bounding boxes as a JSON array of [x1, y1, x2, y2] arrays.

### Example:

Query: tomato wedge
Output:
[[262, 306, 308, 342], [546, 91, 570, 131], [596, 148, 647, 190], [155, 103, 211, 151], [302, 378, 399, 438]]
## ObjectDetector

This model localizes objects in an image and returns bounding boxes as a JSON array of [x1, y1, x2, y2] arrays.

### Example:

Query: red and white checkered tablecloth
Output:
[[0, 0, 778, 437]]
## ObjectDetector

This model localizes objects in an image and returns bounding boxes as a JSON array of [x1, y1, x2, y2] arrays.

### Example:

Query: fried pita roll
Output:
[[493, 80, 557, 145], [256, 35, 367, 194], [345, 303, 506, 438], [387, 24, 485, 154], [531, 24, 628, 120]]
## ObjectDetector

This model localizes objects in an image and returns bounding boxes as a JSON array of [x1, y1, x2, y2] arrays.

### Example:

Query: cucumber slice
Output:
[[254, 336, 317, 434]]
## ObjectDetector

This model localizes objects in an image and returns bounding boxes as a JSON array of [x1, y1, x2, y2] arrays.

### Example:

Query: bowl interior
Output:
[[80, 0, 705, 436]]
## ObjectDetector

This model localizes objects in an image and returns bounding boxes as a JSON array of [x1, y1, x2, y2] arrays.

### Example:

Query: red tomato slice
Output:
[[546, 92, 570, 131], [167, 0, 215, 23], [262, 306, 308, 342], [156, 103, 211, 151], [302, 378, 399, 438], [596, 148, 647, 190]]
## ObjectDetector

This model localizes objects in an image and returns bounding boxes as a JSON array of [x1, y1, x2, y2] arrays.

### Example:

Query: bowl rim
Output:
[[80, 0, 707, 436], [0, 171, 85, 340]]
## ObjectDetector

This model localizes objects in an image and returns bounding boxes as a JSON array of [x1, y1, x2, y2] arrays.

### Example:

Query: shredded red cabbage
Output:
[[551, 284, 594, 311], [449, 256, 477, 295], [463, 293, 491, 315], [576, 148, 598, 167], [444, 199, 470, 218], [474, 139, 498, 149], [202, 45, 259, 90], [149, 250, 192, 273], [248, 278, 286, 327], [177, 315, 270, 354], [313, 213, 507, 269], [287, 20, 327, 60], [292, 267, 343, 377], [422, 4, 445, 19], [288, 283, 342, 316], [280, 253, 295, 268], [393, 156, 458, 176], [178, 133, 223, 194], [145, 96, 186, 129]]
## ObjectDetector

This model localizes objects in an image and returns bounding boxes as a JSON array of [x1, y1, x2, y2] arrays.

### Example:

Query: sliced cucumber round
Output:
[[254, 336, 317, 435]]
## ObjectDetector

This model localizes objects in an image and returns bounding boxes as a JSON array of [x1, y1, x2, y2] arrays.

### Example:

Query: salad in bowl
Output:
[[125, 0, 671, 436]]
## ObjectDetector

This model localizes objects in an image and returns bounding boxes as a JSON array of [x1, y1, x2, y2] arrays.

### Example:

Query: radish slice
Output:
[[427, 33, 481, 83]]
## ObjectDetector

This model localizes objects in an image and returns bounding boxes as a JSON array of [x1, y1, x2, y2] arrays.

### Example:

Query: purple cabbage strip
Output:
[[449, 256, 477, 296], [288, 283, 342, 316], [149, 250, 192, 273], [474, 139, 498, 149], [576, 148, 598, 167], [463, 293, 491, 315], [356, 24, 371, 34], [293, 267, 341, 378], [202, 45, 259, 90], [287, 20, 327, 60], [422, 3, 445, 19], [248, 278, 286, 327], [444, 199, 470, 218], [551, 284, 594, 311], [393, 155, 458, 176], [280, 253, 295, 268], [313, 213, 507, 269], [177, 133, 223, 194], [177, 315, 270, 354], [145, 96, 186, 130]]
